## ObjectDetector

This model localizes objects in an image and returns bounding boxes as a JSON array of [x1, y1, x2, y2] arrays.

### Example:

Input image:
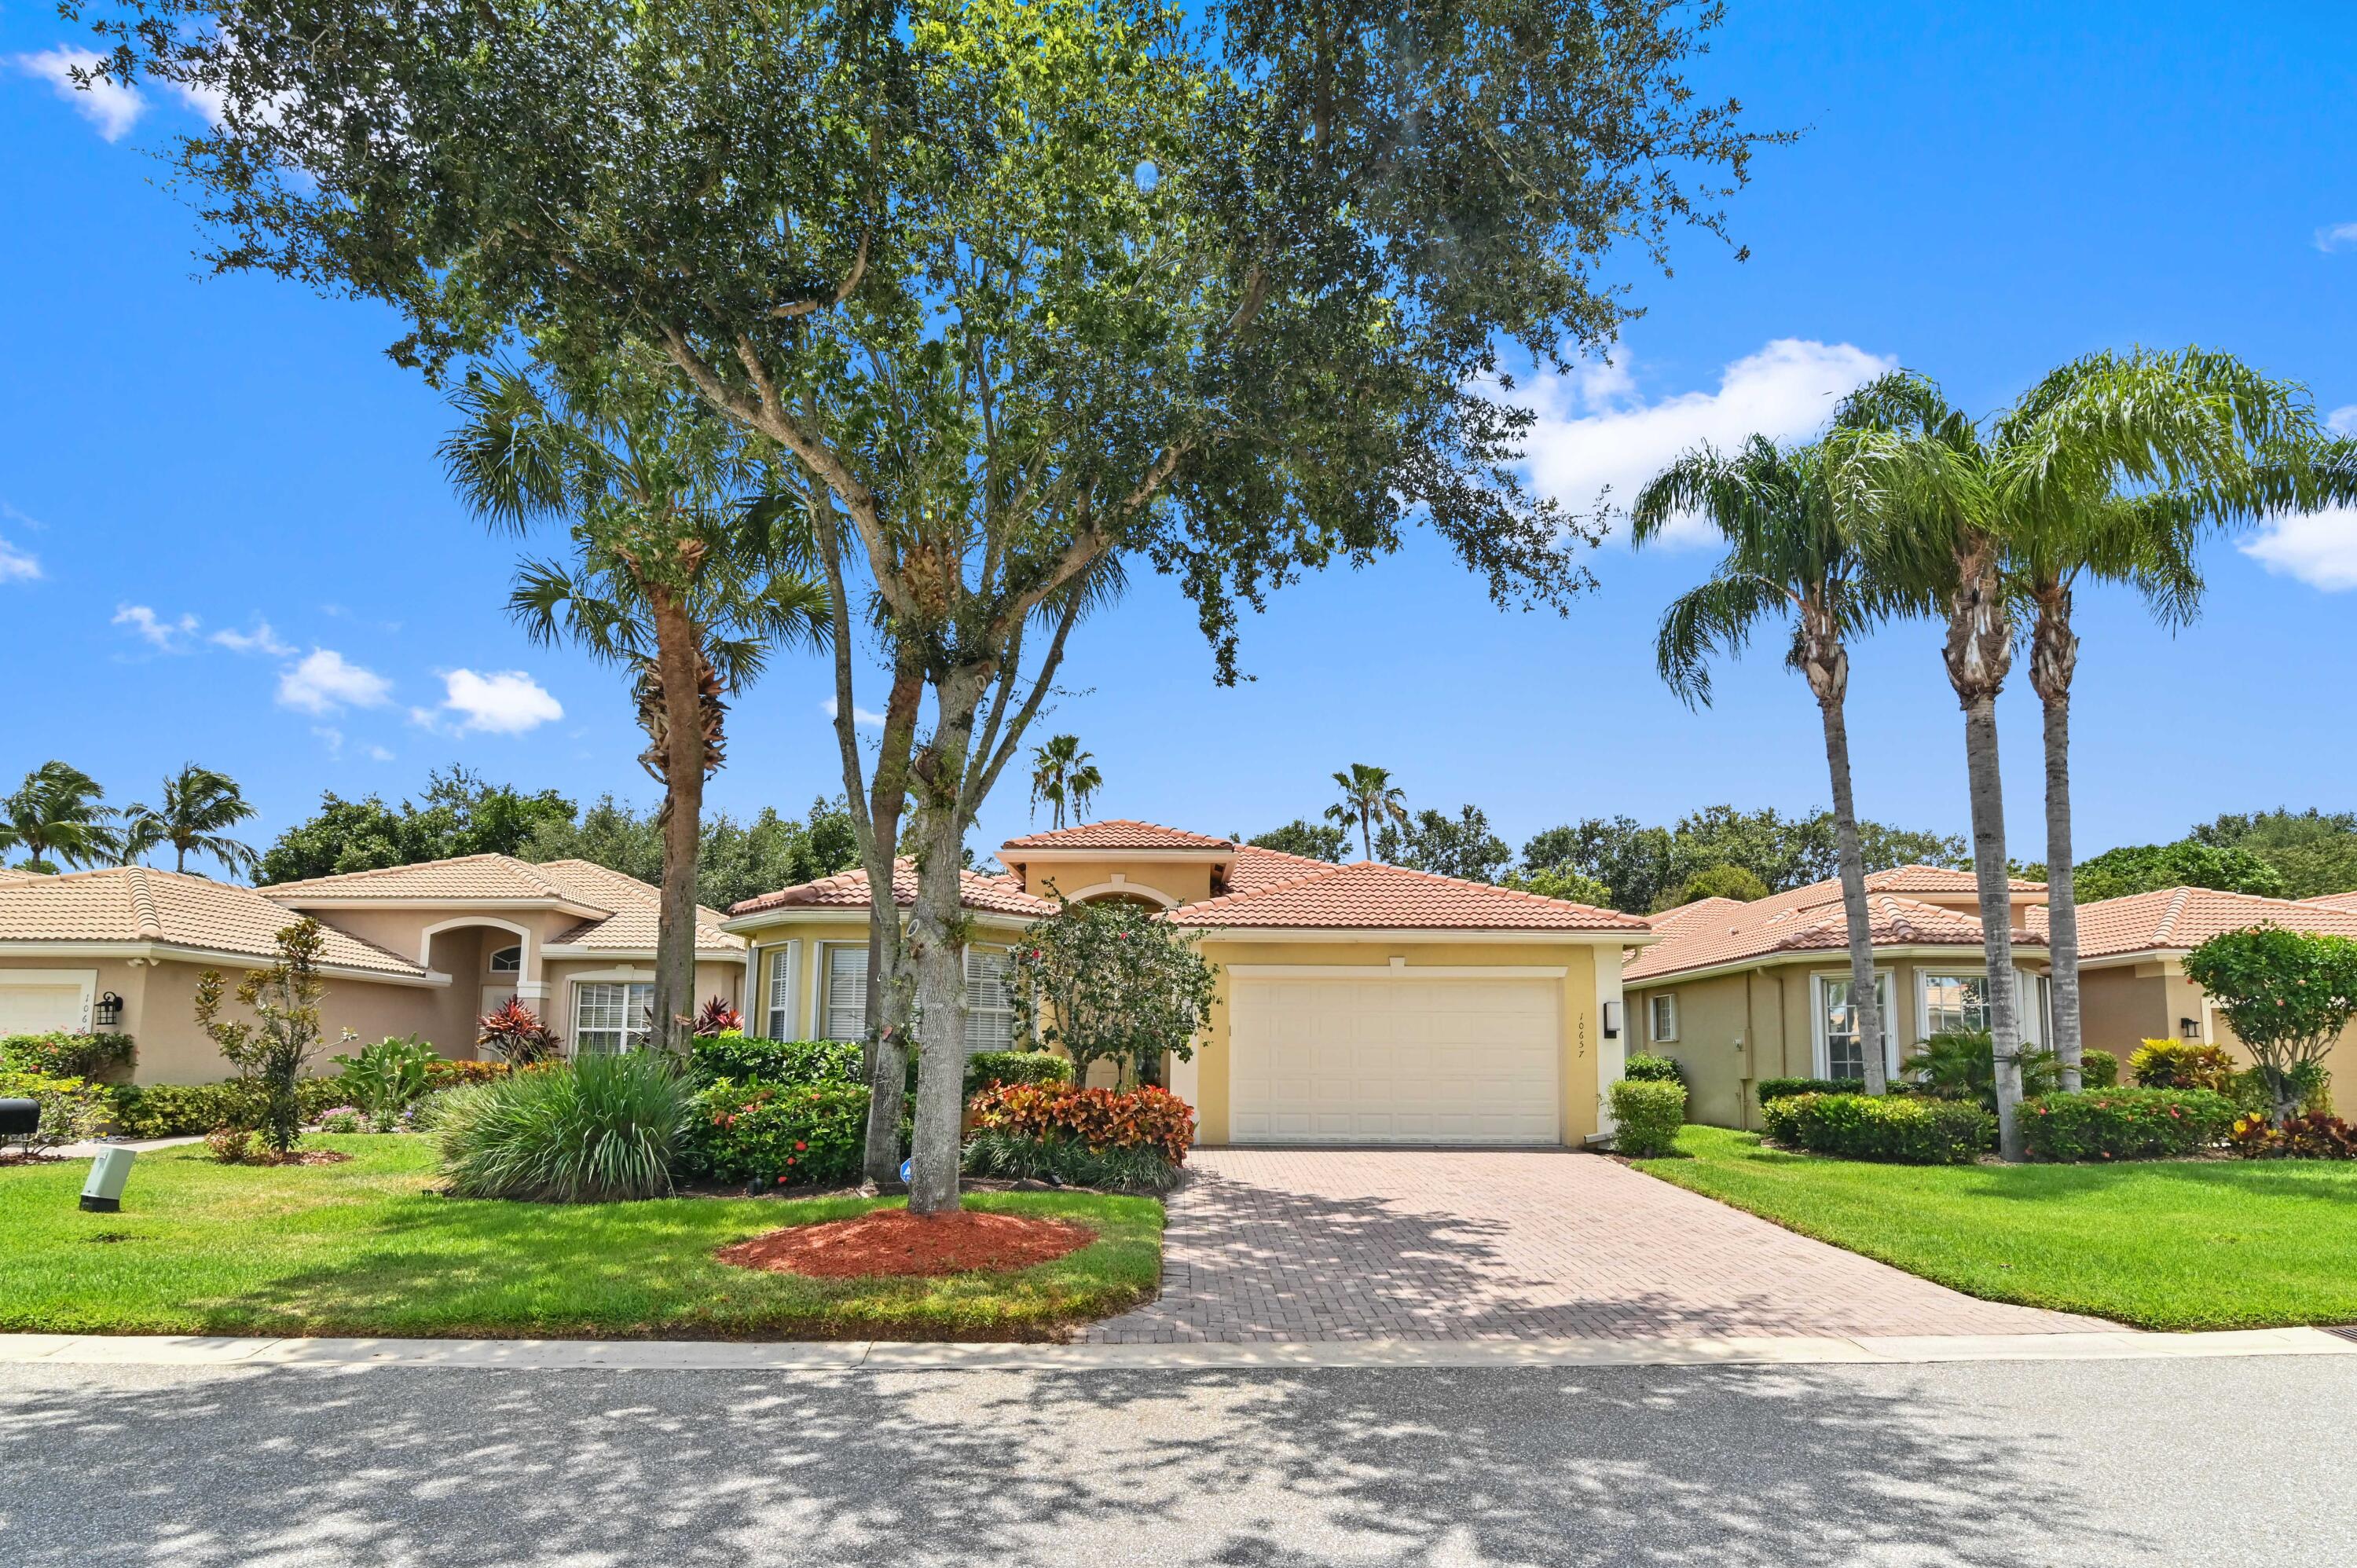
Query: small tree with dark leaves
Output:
[[1010, 902, 1217, 1092], [2183, 925, 2357, 1124], [194, 918, 328, 1155]]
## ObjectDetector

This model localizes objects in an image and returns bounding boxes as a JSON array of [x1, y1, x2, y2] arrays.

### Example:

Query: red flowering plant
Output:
[[966, 1081, 1196, 1164], [682, 1080, 872, 1188], [2018, 1087, 2236, 1161], [1008, 897, 1216, 1090]]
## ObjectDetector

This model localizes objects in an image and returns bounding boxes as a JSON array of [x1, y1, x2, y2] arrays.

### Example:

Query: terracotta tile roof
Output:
[[1224, 843, 1343, 893], [0, 866, 428, 976], [265, 853, 607, 906], [1169, 860, 1650, 932], [730, 859, 1056, 919], [1860, 865, 2045, 895], [1000, 819, 1234, 852], [1626, 870, 2047, 984], [2077, 887, 2357, 958], [528, 863, 740, 954], [2300, 893, 2357, 914]]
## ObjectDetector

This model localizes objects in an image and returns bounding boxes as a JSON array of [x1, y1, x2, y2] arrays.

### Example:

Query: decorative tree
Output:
[[194, 918, 328, 1155], [0, 761, 123, 871], [1327, 765, 1409, 862], [2183, 926, 2357, 1124], [1028, 735, 1102, 831], [123, 762, 260, 877], [1658, 864, 1773, 908], [1010, 900, 1218, 1090]]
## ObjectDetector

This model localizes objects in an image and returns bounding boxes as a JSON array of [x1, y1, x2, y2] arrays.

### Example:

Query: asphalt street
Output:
[[2, 1354, 2348, 1566]]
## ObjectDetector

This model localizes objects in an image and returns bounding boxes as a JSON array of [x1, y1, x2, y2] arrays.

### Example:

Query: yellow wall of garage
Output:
[[1012, 857, 1216, 907]]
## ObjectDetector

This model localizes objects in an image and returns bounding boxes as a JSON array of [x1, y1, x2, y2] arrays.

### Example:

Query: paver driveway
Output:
[[1083, 1149, 2110, 1343]]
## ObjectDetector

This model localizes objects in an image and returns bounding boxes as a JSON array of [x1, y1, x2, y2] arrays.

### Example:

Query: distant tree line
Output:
[[2017, 809, 2357, 904]]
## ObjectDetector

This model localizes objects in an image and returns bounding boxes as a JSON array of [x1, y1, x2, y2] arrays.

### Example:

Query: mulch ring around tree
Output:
[[717, 1209, 1094, 1279]]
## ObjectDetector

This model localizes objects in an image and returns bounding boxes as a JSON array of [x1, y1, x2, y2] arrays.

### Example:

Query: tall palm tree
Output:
[[0, 761, 123, 872], [442, 354, 830, 1051], [1633, 436, 1921, 1095], [1326, 764, 1408, 861], [124, 763, 260, 877], [1028, 735, 1102, 830]]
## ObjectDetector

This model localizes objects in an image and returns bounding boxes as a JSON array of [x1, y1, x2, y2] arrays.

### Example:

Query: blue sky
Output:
[[3, 0, 2353, 879]]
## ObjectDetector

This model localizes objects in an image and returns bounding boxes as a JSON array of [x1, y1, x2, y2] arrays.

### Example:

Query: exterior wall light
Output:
[[2179, 1016, 2202, 1040], [93, 991, 123, 1028], [1600, 1000, 1621, 1039]]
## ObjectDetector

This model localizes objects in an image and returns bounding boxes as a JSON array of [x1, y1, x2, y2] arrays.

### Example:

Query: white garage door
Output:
[[1229, 975, 1561, 1145], [0, 976, 93, 1034]]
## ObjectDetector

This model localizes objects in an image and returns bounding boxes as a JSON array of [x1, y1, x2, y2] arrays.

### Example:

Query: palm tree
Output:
[[124, 763, 260, 877], [1028, 735, 1102, 830], [1633, 436, 1919, 1095], [0, 761, 123, 871], [1325, 764, 1408, 860], [442, 354, 830, 1052]]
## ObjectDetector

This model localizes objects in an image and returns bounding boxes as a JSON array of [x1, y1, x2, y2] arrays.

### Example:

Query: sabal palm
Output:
[[1325, 764, 1407, 860], [1633, 436, 1920, 1094], [1028, 735, 1102, 830], [442, 355, 830, 1050], [124, 763, 260, 877], [0, 761, 123, 871]]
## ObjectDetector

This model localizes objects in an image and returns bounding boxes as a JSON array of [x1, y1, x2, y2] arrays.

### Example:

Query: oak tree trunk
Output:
[[2030, 591, 2083, 1091], [856, 653, 927, 1186], [649, 594, 707, 1057], [904, 666, 991, 1216]]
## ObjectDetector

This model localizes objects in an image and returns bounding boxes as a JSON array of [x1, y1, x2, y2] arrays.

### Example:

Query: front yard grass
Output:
[[1634, 1125, 2357, 1331], [0, 1138, 1161, 1340]]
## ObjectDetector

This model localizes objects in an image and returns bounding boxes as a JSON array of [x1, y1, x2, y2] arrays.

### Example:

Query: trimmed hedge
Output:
[[1757, 1076, 1862, 1105], [1619, 1053, 1687, 1087], [965, 1050, 1072, 1096], [1762, 1092, 1993, 1164], [2019, 1087, 2236, 1162], [682, 1079, 874, 1189], [686, 1034, 865, 1089], [0, 1031, 137, 1081], [104, 1076, 350, 1138], [1610, 1079, 1685, 1156]]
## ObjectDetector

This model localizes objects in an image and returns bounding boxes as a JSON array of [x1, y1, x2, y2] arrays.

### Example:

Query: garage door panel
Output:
[[1230, 976, 1560, 1146]]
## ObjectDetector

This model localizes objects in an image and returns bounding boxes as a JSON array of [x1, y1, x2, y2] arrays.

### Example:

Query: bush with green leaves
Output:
[[0, 1071, 106, 1156], [434, 1052, 695, 1202], [104, 1076, 349, 1138], [1010, 899, 1217, 1086], [2018, 1088, 2235, 1162], [0, 1031, 137, 1081], [680, 1080, 874, 1189], [684, 1034, 864, 1090], [2128, 1039, 2235, 1092], [331, 1035, 439, 1123], [1610, 1079, 1686, 1157], [2183, 925, 2357, 1123], [965, 1050, 1073, 1097], [1761, 1093, 1993, 1164], [2228, 1061, 2332, 1119], [1901, 1030, 2067, 1111], [1757, 1075, 1862, 1105], [2077, 1049, 2121, 1089], [1619, 1053, 1687, 1086], [962, 1128, 1182, 1192]]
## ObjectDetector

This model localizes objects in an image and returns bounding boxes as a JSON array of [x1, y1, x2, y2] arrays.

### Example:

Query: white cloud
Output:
[[2242, 506, 2357, 592], [0, 538, 38, 584], [2315, 222, 2357, 254], [278, 648, 393, 714], [365, 744, 394, 762], [1519, 338, 1901, 545], [821, 694, 887, 728], [2327, 405, 2357, 438], [311, 726, 344, 758], [424, 669, 564, 735], [211, 620, 295, 657], [113, 603, 200, 650], [15, 47, 146, 141]]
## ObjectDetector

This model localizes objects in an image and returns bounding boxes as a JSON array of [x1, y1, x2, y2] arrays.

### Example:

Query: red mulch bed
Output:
[[717, 1209, 1094, 1280]]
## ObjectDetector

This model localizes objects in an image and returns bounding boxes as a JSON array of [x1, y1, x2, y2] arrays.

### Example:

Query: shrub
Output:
[[965, 1050, 1073, 1097], [318, 1105, 365, 1134], [681, 1080, 873, 1189], [0, 1031, 137, 1081], [1762, 1093, 1993, 1164], [475, 998, 561, 1066], [966, 1082, 1195, 1163], [2076, 1050, 2121, 1089], [1619, 1053, 1687, 1086], [2128, 1039, 2235, 1092], [331, 1035, 439, 1122], [2019, 1087, 2236, 1161], [2227, 1062, 2332, 1119], [434, 1052, 695, 1202], [694, 998, 743, 1036], [1609, 1079, 1685, 1156], [1902, 1030, 2066, 1111], [104, 1077, 349, 1138], [422, 1059, 511, 1090], [2183, 925, 2357, 1122], [2229, 1111, 2357, 1160], [1757, 1076, 1861, 1105], [1010, 900, 1217, 1085], [194, 918, 332, 1154], [0, 1070, 105, 1156], [203, 1126, 258, 1164], [962, 1127, 1182, 1192], [685, 1035, 866, 1089]]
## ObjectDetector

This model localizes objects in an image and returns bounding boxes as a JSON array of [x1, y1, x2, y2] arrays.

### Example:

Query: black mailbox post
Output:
[[0, 1097, 38, 1155]]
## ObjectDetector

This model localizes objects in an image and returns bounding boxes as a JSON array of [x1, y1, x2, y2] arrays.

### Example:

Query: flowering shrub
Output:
[[1609, 1078, 1685, 1157], [318, 1105, 365, 1133], [0, 1031, 137, 1081], [686, 1035, 865, 1090], [2228, 1112, 2357, 1160], [2019, 1088, 2236, 1161], [2128, 1039, 2235, 1092], [966, 1083, 1196, 1163], [1761, 1093, 1992, 1164], [682, 1080, 872, 1188], [0, 1070, 104, 1156], [422, 1059, 513, 1090]]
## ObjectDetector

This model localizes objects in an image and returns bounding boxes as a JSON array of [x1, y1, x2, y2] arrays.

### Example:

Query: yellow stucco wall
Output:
[[1012, 856, 1217, 907]]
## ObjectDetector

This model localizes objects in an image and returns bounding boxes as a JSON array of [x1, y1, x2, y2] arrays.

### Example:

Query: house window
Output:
[[574, 981, 654, 1053], [764, 947, 797, 1040], [1648, 995, 1678, 1044], [964, 946, 1016, 1053], [489, 944, 522, 974], [820, 943, 869, 1042], [1818, 973, 1893, 1080], [1919, 970, 2047, 1046]]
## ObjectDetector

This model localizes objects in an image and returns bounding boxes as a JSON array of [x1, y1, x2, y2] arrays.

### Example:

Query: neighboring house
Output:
[[726, 820, 1653, 1148], [0, 855, 743, 1083], [1621, 867, 2051, 1129]]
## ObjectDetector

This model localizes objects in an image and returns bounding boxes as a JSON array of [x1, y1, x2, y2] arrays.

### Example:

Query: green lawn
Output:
[[1633, 1125, 2357, 1330], [0, 1138, 1162, 1340]]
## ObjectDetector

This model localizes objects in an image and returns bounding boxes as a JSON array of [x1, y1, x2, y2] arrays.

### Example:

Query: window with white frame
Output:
[[574, 981, 654, 1053], [1919, 973, 1992, 1037], [1817, 973, 1893, 1080], [1649, 994, 1678, 1044], [820, 943, 869, 1042], [489, 944, 522, 974], [963, 946, 1016, 1053], [764, 947, 796, 1039]]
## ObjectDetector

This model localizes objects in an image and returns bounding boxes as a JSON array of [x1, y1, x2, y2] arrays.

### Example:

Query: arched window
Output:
[[489, 944, 522, 974]]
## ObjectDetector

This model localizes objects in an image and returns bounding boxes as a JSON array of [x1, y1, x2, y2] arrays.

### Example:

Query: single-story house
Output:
[[725, 820, 1654, 1147], [0, 855, 743, 1082]]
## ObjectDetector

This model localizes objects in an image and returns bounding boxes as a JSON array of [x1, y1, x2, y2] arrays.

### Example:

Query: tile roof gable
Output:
[[999, 819, 1235, 852]]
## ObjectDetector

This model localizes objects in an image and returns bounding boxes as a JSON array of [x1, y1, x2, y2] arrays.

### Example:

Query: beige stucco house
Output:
[[0, 855, 743, 1083], [725, 820, 1654, 1147]]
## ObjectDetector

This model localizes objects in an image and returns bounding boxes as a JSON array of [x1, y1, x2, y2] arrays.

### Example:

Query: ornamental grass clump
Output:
[[2018, 1087, 2235, 1162], [435, 1051, 694, 1203], [1609, 1079, 1686, 1157]]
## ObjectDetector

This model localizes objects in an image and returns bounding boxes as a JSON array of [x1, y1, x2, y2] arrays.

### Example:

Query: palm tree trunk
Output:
[[2030, 592, 2082, 1091], [649, 595, 706, 1056], [1943, 555, 2025, 1159], [1808, 637, 1886, 1094]]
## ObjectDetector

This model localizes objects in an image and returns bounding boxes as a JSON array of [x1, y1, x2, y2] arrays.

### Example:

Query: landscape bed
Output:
[[0, 1138, 1162, 1341], [1632, 1125, 2357, 1331]]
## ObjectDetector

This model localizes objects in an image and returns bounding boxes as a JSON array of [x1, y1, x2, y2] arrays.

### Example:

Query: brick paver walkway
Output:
[[1083, 1149, 2111, 1343]]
